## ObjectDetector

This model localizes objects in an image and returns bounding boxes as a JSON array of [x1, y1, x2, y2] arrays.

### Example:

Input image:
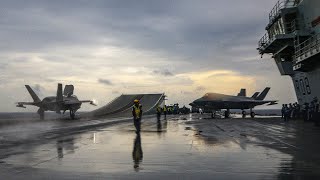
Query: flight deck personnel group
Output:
[[132, 100, 170, 132]]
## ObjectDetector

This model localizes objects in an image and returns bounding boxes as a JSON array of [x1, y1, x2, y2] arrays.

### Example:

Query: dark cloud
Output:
[[0, 0, 274, 63], [98, 78, 113, 85], [153, 69, 174, 77]]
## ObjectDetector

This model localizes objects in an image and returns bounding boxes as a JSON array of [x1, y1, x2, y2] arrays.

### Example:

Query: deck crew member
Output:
[[156, 105, 162, 120], [163, 105, 167, 119], [132, 99, 143, 133], [281, 104, 285, 119], [284, 104, 289, 122]]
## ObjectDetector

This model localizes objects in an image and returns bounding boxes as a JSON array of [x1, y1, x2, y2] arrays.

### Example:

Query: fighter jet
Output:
[[16, 83, 96, 119], [189, 87, 278, 118]]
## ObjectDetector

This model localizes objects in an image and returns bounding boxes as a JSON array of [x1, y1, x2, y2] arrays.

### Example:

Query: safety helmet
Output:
[[134, 99, 139, 103]]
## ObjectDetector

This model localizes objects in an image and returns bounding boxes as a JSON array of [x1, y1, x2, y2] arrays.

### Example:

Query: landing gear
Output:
[[224, 109, 230, 119], [37, 108, 45, 120], [70, 110, 76, 119], [242, 110, 246, 118], [211, 111, 216, 119], [250, 108, 255, 118]]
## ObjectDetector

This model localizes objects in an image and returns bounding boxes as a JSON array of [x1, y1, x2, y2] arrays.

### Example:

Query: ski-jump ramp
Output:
[[89, 93, 165, 118]]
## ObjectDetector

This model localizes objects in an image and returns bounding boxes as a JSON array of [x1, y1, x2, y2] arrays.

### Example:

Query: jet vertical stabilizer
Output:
[[25, 85, 41, 103], [64, 85, 74, 96], [251, 92, 260, 99], [237, 89, 246, 97], [56, 83, 63, 102], [56, 83, 63, 114], [256, 87, 270, 100]]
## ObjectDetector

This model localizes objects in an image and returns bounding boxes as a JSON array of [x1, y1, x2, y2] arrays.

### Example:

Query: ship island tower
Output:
[[258, 0, 320, 104]]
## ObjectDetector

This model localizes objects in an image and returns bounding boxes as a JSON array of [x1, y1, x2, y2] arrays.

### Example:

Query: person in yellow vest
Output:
[[163, 105, 167, 119], [156, 105, 162, 120], [132, 99, 143, 133]]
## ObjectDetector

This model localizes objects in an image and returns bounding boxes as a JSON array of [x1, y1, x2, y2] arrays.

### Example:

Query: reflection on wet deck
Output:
[[2, 114, 320, 179]]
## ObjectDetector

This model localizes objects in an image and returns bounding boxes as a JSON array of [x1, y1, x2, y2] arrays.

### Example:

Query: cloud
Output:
[[112, 90, 120, 94], [195, 86, 206, 92], [152, 69, 174, 77], [98, 79, 113, 86], [30, 84, 46, 97], [0, 0, 296, 112], [179, 70, 257, 95]]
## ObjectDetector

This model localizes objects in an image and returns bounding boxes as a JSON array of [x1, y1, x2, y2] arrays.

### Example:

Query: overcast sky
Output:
[[0, 0, 297, 112]]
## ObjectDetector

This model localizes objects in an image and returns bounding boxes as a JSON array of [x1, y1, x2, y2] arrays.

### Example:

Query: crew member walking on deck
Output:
[[281, 104, 285, 119], [156, 105, 162, 120], [284, 104, 289, 122], [163, 105, 167, 119], [132, 99, 143, 133]]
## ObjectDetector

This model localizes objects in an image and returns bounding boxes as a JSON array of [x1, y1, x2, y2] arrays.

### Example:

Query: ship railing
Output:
[[294, 33, 320, 62], [259, 19, 299, 50], [258, 32, 270, 50], [269, 0, 297, 24]]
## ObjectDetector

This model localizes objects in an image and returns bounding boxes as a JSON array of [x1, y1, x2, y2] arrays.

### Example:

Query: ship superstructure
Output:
[[258, 0, 320, 104]]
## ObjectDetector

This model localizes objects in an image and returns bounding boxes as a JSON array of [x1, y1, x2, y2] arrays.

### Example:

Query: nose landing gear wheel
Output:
[[242, 111, 246, 118], [250, 112, 255, 118]]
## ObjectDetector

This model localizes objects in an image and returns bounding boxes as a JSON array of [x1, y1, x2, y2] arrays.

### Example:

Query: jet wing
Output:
[[80, 100, 97, 106], [265, 101, 278, 106], [16, 102, 37, 108]]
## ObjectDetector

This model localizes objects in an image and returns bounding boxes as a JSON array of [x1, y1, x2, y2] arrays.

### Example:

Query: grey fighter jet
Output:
[[189, 87, 278, 118], [16, 83, 96, 119]]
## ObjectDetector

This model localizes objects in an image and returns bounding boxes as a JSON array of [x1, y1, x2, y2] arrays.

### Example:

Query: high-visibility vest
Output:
[[163, 106, 167, 112], [133, 104, 142, 118]]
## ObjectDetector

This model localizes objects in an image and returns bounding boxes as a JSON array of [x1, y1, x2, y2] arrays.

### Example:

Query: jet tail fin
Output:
[[256, 87, 270, 100], [64, 85, 74, 96], [25, 85, 41, 103], [56, 83, 63, 102], [237, 89, 246, 97], [251, 92, 260, 99]]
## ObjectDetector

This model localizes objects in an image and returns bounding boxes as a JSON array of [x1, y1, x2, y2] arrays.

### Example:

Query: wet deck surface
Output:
[[1, 114, 320, 179]]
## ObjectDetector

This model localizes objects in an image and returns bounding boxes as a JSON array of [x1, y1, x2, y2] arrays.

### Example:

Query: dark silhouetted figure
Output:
[[310, 99, 317, 122], [132, 132, 143, 171], [292, 102, 299, 119], [284, 104, 289, 122], [288, 103, 293, 119], [303, 103, 309, 122], [281, 104, 285, 119]]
